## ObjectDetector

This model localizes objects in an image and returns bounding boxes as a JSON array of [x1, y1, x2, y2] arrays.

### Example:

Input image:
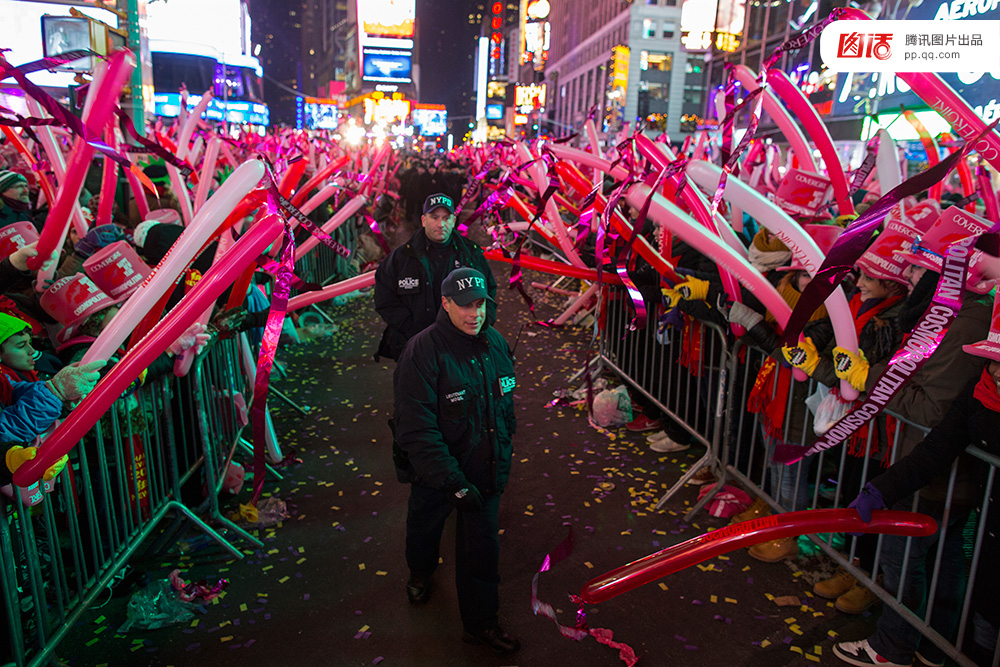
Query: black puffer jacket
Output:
[[392, 308, 516, 496], [374, 228, 496, 360], [869, 376, 1000, 623]]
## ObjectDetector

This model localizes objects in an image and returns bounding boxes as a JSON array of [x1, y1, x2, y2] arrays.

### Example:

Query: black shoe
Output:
[[463, 626, 521, 654], [406, 576, 432, 605]]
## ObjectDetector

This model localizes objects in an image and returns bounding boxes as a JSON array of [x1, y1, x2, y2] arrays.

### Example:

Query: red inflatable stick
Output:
[[484, 249, 623, 284], [579, 509, 937, 604]]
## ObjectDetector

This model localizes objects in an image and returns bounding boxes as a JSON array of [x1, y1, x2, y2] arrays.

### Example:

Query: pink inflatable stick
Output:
[[28, 51, 134, 275], [767, 69, 854, 217], [194, 136, 221, 213], [96, 124, 119, 227], [286, 271, 376, 312], [294, 194, 368, 261], [13, 215, 284, 486], [83, 160, 266, 363], [579, 509, 937, 604]]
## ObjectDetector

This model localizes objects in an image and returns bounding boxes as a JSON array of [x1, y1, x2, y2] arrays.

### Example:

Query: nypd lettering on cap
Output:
[[454, 276, 485, 291], [427, 195, 452, 210]]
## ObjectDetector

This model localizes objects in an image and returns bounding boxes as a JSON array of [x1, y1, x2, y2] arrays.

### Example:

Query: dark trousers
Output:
[[405, 484, 501, 633]]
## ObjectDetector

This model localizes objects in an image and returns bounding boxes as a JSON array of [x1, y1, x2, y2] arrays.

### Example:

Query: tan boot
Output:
[[835, 579, 880, 614], [814, 567, 858, 599], [729, 497, 771, 525], [748, 537, 798, 563]]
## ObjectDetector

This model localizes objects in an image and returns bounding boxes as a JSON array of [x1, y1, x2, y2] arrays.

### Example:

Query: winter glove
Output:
[[662, 286, 682, 309], [781, 337, 820, 376], [449, 484, 484, 512], [46, 360, 107, 402], [676, 277, 710, 302], [833, 346, 869, 392], [726, 301, 764, 330], [848, 482, 886, 534], [168, 322, 211, 356], [6, 446, 35, 474], [42, 455, 68, 481]]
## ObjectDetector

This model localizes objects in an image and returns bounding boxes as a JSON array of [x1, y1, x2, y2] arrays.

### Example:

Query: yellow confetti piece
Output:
[[827, 630, 839, 638], [658, 582, 668, 590], [742, 566, 750, 571], [262, 565, 274, 572], [239, 604, 248, 612], [814, 646, 822, 655], [359, 625, 370, 632], [358, 563, 366, 571], [221, 636, 233, 643], [375, 570, 387, 576], [190, 620, 200, 628], [710, 595, 718, 603], [584, 562, 593, 569], [297, 558, 307, 564], [524, 511, 534, 516], [219, 620, 231, 628], [724, 598, 737, 604], [278, 576, 290, 583], [760, 640, 771, 648], [716, 555, 730, 561], [784, 617, 797, 624]]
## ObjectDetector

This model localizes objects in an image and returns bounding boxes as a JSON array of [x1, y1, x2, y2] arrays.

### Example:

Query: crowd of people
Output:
[[0, 111, 998, 666]]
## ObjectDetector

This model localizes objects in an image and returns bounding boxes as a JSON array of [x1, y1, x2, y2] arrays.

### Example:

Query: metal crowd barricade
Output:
[[718, 338, 998, 667], [0, 340, 266, 666], [596, 289, 1000, 666], [597, 286, 730, 516]]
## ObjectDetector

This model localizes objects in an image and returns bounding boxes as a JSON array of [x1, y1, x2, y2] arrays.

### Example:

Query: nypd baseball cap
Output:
[[441, 267, 493, 306], [423, 193, 455, 215]]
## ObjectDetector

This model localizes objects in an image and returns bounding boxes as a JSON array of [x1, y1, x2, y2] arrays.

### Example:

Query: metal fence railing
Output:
[[0, 339, 263, 667], [597, 285, 1000, 667]]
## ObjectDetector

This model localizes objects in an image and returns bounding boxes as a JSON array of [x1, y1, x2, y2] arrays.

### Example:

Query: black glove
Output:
[[449, 484, 483, 512]]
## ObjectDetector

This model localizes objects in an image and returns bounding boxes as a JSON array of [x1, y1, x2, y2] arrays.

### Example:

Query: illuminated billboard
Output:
[[514, 83, 546, 112], [363, 96, 411, 126], [0, 1, 120, 88], [357, 0, 415, 39], [304, 102, 339, 130], [362, 48, 412, 83], [520, 0, 550, 70], [412, 107, 447, 136], [485, 104, 504, 120], [154, 93, 269, 126]]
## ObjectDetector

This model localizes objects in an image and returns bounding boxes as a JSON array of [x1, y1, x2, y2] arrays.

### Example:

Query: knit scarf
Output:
[[748, 230, 792, 273], [850, 293, 901, 338], [974, 367, 1000, 413]]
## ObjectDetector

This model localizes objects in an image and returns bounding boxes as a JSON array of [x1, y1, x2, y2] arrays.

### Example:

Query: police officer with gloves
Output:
[[391, 267, 519, 654]]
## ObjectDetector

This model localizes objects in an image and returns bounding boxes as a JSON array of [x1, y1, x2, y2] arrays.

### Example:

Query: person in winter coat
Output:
[[374, 193, 495, 361], [391, 268, 519, 655], [835, 318, 1000, 667]]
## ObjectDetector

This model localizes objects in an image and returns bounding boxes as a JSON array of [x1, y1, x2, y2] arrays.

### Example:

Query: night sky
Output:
[[415, 0, 479, 129]]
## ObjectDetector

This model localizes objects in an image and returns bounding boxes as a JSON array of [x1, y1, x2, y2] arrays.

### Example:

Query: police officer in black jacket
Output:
[[391, 267, 519, 654], [373, 193, 496, 361]]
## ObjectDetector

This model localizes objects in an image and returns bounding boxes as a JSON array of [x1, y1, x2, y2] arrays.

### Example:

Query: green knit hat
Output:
[[0, 170, 27, 194], [0, 312, 30, 348]]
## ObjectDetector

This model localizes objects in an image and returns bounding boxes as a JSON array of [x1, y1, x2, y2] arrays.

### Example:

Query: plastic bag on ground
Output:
[[591, 385, 633, 427], [697, 484, 754, 518], [118, 579, 201, 632]]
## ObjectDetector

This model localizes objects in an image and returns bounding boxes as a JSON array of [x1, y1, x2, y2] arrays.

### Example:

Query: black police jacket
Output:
[[392, 308, 516, 496], [374, 228, 496, 361]]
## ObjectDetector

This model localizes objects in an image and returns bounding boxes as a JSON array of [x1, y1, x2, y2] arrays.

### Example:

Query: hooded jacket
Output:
[[374, 228, 495, 361], [392, 308, 516, 496]]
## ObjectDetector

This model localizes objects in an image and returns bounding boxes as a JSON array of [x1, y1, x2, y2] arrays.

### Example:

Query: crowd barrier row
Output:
[[598, 284, 1000, 667], [0, 334, 267, 667]]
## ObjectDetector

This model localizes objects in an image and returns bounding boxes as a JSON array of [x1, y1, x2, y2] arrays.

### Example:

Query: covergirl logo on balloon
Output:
[[773, 169, 832, 217]]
